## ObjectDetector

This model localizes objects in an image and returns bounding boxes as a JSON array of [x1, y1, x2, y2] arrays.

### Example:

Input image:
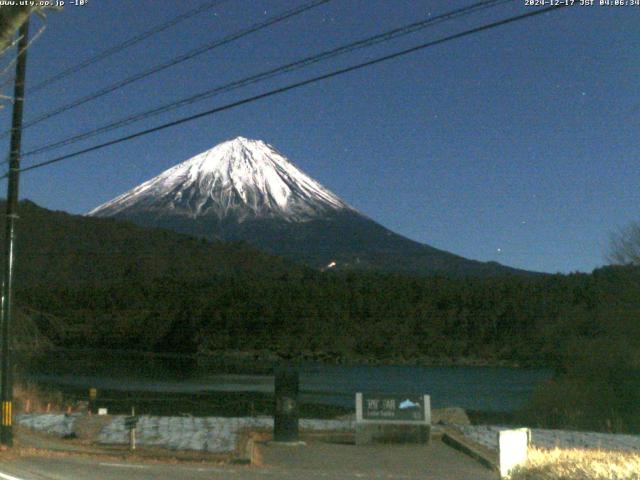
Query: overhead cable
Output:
[[11, 4, 568, 178], [23, 0, 513, 159], [0, 0, 333, 140]]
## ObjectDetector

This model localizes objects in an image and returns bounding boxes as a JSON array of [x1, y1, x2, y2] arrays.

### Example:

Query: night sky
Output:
[[0, 0, 637, 274]]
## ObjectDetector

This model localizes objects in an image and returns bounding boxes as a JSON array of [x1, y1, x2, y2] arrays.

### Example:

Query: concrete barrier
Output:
[[498, 428, 530, 478]]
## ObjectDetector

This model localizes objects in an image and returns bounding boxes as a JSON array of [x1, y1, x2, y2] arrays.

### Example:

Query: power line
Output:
[[0, 0, 333, 140], [23, 0, 514, 159], [27, 0, 231, 95], [10, 4, 568, 178]]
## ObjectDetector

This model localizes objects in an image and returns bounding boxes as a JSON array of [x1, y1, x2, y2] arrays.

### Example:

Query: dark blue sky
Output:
[[0, 0, 637, 273]]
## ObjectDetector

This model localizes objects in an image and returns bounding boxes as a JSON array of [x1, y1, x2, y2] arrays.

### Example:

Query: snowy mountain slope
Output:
[[89, 137, 353, 222], [89, 137, 533, 276]]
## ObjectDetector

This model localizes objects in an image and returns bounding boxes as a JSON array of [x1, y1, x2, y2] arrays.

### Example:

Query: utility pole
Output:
[[0, 18, 29, 447]]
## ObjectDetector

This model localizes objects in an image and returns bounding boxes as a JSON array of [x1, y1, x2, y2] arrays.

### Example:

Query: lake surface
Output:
[[23, 356, 551, 413]]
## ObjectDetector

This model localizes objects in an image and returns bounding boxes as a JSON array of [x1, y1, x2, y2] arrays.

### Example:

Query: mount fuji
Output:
[[89, 137, 528, 276]]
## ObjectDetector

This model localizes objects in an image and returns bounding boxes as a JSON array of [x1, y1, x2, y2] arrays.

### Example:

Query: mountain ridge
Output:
[[90, 137, 537, 276], [3, 199, 304, 289]]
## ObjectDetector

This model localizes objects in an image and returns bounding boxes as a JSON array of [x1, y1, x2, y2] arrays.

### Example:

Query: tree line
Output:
[[6, 201, 640, 432]]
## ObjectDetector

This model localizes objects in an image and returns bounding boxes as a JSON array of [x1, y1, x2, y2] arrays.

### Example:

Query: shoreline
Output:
[[22, 346, 551, 373], [194, 349, 541, 371]]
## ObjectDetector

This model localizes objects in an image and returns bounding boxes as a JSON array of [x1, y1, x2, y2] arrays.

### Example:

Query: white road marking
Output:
[[0, 471, 27, 480], [195, 468, 236, 473], [98, 462, 147, 469]]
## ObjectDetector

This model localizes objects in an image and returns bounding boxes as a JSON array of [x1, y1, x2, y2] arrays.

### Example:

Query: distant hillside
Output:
[[0, 200, 304, 289], [4, 200, 640, 434]]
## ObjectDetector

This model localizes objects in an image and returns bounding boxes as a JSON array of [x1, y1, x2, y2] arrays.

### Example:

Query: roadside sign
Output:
[[355, 392, 431, 445], [357, 393, 430, 424], [124, 416, 138, 430], [361, 394, 426, 422]]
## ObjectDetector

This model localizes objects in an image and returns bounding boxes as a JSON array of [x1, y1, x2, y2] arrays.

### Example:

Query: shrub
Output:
[[510, 447, 640, 480]]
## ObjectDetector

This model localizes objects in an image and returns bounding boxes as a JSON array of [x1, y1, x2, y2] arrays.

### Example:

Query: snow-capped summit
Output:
[[89, 137, 353, 222], [89, 137, 530, 276]]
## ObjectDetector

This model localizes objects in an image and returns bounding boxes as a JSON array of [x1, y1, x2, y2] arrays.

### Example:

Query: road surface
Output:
[[0, 439, 495, 480]]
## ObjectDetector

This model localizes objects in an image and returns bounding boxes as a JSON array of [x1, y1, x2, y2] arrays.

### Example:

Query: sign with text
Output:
[[356, 393, 431, 425]]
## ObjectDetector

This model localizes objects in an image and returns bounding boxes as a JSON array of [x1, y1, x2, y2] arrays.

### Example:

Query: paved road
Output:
[[259, 440, 496, 480], [0, 456, 241, 480], [0, 439, 495, 480]]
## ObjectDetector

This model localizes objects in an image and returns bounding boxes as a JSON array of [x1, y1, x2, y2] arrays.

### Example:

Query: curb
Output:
[[441, 427, 498, 472]]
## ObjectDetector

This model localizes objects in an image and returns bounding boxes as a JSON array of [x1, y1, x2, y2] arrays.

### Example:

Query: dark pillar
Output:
[[88, 388, 97, 414], [273, 366, 299, 442], [0, 18, 29, 447]]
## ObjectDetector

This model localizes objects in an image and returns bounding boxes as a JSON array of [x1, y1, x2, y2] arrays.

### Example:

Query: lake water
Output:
[[23, 357, 551, 413]]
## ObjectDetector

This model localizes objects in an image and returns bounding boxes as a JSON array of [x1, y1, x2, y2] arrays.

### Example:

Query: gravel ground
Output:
[[16, 414, 355, 453], [15, 413, 79, 438], [17, 413, 639, 455], [457, 425, 640, 453]]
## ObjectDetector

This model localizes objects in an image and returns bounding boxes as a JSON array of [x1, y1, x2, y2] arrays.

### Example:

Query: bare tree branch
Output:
[[0, 6, 33, 54], [607, 223, 640, 265]]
